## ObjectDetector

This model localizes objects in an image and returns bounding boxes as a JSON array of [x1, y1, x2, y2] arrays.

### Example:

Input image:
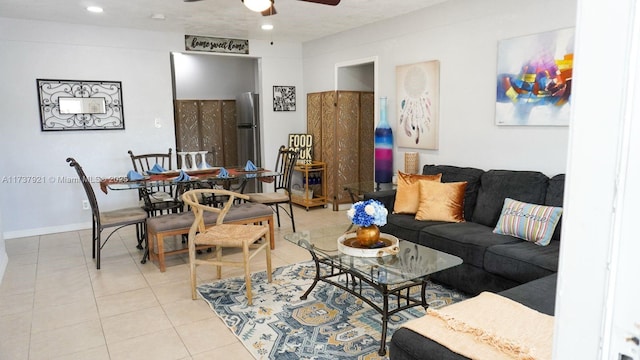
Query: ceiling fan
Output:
[[184, 0, 341, 17]]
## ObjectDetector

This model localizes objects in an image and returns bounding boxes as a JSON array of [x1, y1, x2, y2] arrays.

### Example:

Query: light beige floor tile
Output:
[[152, 279, 195, 305], [4, 236, 39, 256], [33, 265, 94, 307], [34, 264, 90, 290], [31, 299, 99, 334], [0, 332, 30, 360], [0, 205, 353, 358], [102, 305, 173, 344], [0, 291, 34, 317], [162, 298, 215, 327], [175, 317, 237, 355], [35, 255, 87, 274], [108, 328, 190, 360], [191, 341, 253, 360], [29, 320, 105, 360], [38, 231, 81, 243], [0, 263, 36, 296], [140, 260, 190, 286], [4, 253, 37, 266], [0, 310, 32, 338], [96, 287, 159, 318], [51, 345, 110, 360], [89, 259, 149, 297]]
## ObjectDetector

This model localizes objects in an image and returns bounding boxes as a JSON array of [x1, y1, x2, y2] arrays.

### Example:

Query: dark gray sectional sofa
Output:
[[364, 164, 564, 360]]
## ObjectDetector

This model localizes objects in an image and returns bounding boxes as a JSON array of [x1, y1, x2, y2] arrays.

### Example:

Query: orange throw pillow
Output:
[[415, 181, 467, 222], [393, 171, 442, 214]]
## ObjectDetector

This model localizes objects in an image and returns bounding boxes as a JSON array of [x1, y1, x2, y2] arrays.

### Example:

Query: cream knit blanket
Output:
[[402, 292, 554, 360]]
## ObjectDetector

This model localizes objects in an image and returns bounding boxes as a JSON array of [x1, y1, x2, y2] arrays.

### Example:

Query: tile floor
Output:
[[0, 205, 351, 359]]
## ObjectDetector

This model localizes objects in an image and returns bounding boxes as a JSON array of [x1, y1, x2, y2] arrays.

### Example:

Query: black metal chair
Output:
[[245, 145, 299, 232], [66, 157, 148, 269], [128, 149, 184, 216]]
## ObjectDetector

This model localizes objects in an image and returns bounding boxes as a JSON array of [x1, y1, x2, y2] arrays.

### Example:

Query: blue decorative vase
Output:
[[375, 97, 393, 183]]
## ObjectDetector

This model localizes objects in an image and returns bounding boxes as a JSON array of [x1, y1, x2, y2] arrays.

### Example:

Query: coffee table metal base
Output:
[[300, 250, 429, 356]]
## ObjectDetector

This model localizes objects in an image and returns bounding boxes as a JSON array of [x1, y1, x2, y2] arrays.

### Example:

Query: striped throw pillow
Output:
[[493, 198, 563, 246]]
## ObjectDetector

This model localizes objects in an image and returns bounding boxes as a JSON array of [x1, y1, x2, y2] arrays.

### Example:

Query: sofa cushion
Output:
[[493, 198, 563, 246], [394, 171, 442, 214], [419, 222, 521, 268], [471, 170, 549, 227], [422, 165, 484, 221], [380, 214, 448, 244], [415, 181, 467, 222], [484, 240, 560, 284], [499, 273, 557, 316], [545, 174, 565, 240]]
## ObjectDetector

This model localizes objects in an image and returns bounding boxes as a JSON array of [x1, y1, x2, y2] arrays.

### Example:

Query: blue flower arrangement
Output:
[[346, 199, 388, 227]]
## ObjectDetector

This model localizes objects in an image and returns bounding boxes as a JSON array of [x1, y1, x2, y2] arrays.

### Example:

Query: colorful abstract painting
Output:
[[396, 60, 440, 149], [496, 28, 575, 126]]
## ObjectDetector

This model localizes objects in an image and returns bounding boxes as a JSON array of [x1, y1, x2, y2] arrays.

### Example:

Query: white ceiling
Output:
[[0, 0, 448, 43]]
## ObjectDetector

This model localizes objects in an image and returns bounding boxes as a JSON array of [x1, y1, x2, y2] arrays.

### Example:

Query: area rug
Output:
[[197, 261, 466, 359]]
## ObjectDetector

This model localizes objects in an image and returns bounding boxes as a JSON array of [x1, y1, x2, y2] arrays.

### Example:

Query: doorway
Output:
[[170, 52, 260, 168]]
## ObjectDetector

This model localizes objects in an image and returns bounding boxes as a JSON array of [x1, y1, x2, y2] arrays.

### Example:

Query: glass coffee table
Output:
[[284, 226, 463, 356]]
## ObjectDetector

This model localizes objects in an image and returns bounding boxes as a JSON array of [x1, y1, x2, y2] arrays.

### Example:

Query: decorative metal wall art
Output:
[[273, 86, 296, 111], [37, 79, 125, 131]]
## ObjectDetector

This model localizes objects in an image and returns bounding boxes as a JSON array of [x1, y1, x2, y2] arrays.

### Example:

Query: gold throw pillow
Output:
[[415, 180, 468, 222], [393, 171, 442, 214]]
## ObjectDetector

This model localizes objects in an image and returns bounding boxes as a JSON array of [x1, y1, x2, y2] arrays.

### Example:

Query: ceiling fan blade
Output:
[[298, 0, 341, 5], [261, 4, 277, 16]]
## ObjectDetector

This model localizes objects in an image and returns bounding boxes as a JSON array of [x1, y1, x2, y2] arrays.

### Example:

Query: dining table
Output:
[[98, 166, 281, 265], [99, 166, 280, 194]]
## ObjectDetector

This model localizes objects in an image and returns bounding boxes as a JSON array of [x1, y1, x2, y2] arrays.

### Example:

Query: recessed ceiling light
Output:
[[151, 13, 166, 20], [86, 6, 103, 13], [261, 24, 274, 30]]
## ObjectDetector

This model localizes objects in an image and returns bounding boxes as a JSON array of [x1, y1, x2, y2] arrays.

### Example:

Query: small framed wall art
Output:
[[273, 85, 296, 111]]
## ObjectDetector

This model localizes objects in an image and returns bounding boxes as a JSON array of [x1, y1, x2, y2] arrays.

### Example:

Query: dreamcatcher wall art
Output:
[[396, 60, 440, 150], [495, 28, 574, 126]]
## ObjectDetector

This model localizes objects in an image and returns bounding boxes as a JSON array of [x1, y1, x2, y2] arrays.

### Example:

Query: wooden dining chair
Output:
[[182, 189, 272, 305], [245, 145, 299, 232], [66, 157, 148, 269]]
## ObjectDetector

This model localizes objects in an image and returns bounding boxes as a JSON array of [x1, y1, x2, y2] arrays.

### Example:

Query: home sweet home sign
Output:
[[184, 35, 249, 54]]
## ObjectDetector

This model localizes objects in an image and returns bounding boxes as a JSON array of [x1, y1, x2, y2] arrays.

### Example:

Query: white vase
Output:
[[188, 152, 199, 171], [198, 151, 210, 169], [177, 152, 188, 171]]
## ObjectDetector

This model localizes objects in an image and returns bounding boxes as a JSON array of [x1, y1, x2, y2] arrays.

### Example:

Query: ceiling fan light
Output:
[[243, 0, 271, 12]]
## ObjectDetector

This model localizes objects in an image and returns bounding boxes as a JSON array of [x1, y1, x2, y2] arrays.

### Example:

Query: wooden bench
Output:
[[146, 202, 274, 272]]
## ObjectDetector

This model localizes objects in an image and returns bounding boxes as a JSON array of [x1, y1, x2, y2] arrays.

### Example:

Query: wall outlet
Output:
[[82, 200, 90, 210]]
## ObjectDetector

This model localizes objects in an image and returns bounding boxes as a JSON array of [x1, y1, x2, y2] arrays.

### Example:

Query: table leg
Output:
[[378, 285, 390, 356], [300, 250, 321, 300]]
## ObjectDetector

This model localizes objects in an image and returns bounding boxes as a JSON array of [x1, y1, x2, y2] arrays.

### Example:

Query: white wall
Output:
[[337, 63, 375, 91], [302, 0, 576, 176], [0, 205, 6, 283], [0, 18, 305, 241], [173, 53, 258, 99], [0, 18, 181, 239]]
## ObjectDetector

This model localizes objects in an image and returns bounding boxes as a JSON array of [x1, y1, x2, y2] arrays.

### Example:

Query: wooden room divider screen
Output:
[[174, 99, 238, 167], [307, 91, 374, 210]]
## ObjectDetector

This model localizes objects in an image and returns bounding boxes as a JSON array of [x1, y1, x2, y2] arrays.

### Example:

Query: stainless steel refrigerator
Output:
[[236, 92, 262, 192]]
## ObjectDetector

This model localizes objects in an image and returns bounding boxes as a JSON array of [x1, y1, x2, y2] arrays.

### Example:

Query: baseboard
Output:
[[3, 222, 92, 240]]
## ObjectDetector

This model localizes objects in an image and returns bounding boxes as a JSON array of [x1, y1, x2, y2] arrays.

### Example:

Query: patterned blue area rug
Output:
[[197, 261, 466, 360]]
